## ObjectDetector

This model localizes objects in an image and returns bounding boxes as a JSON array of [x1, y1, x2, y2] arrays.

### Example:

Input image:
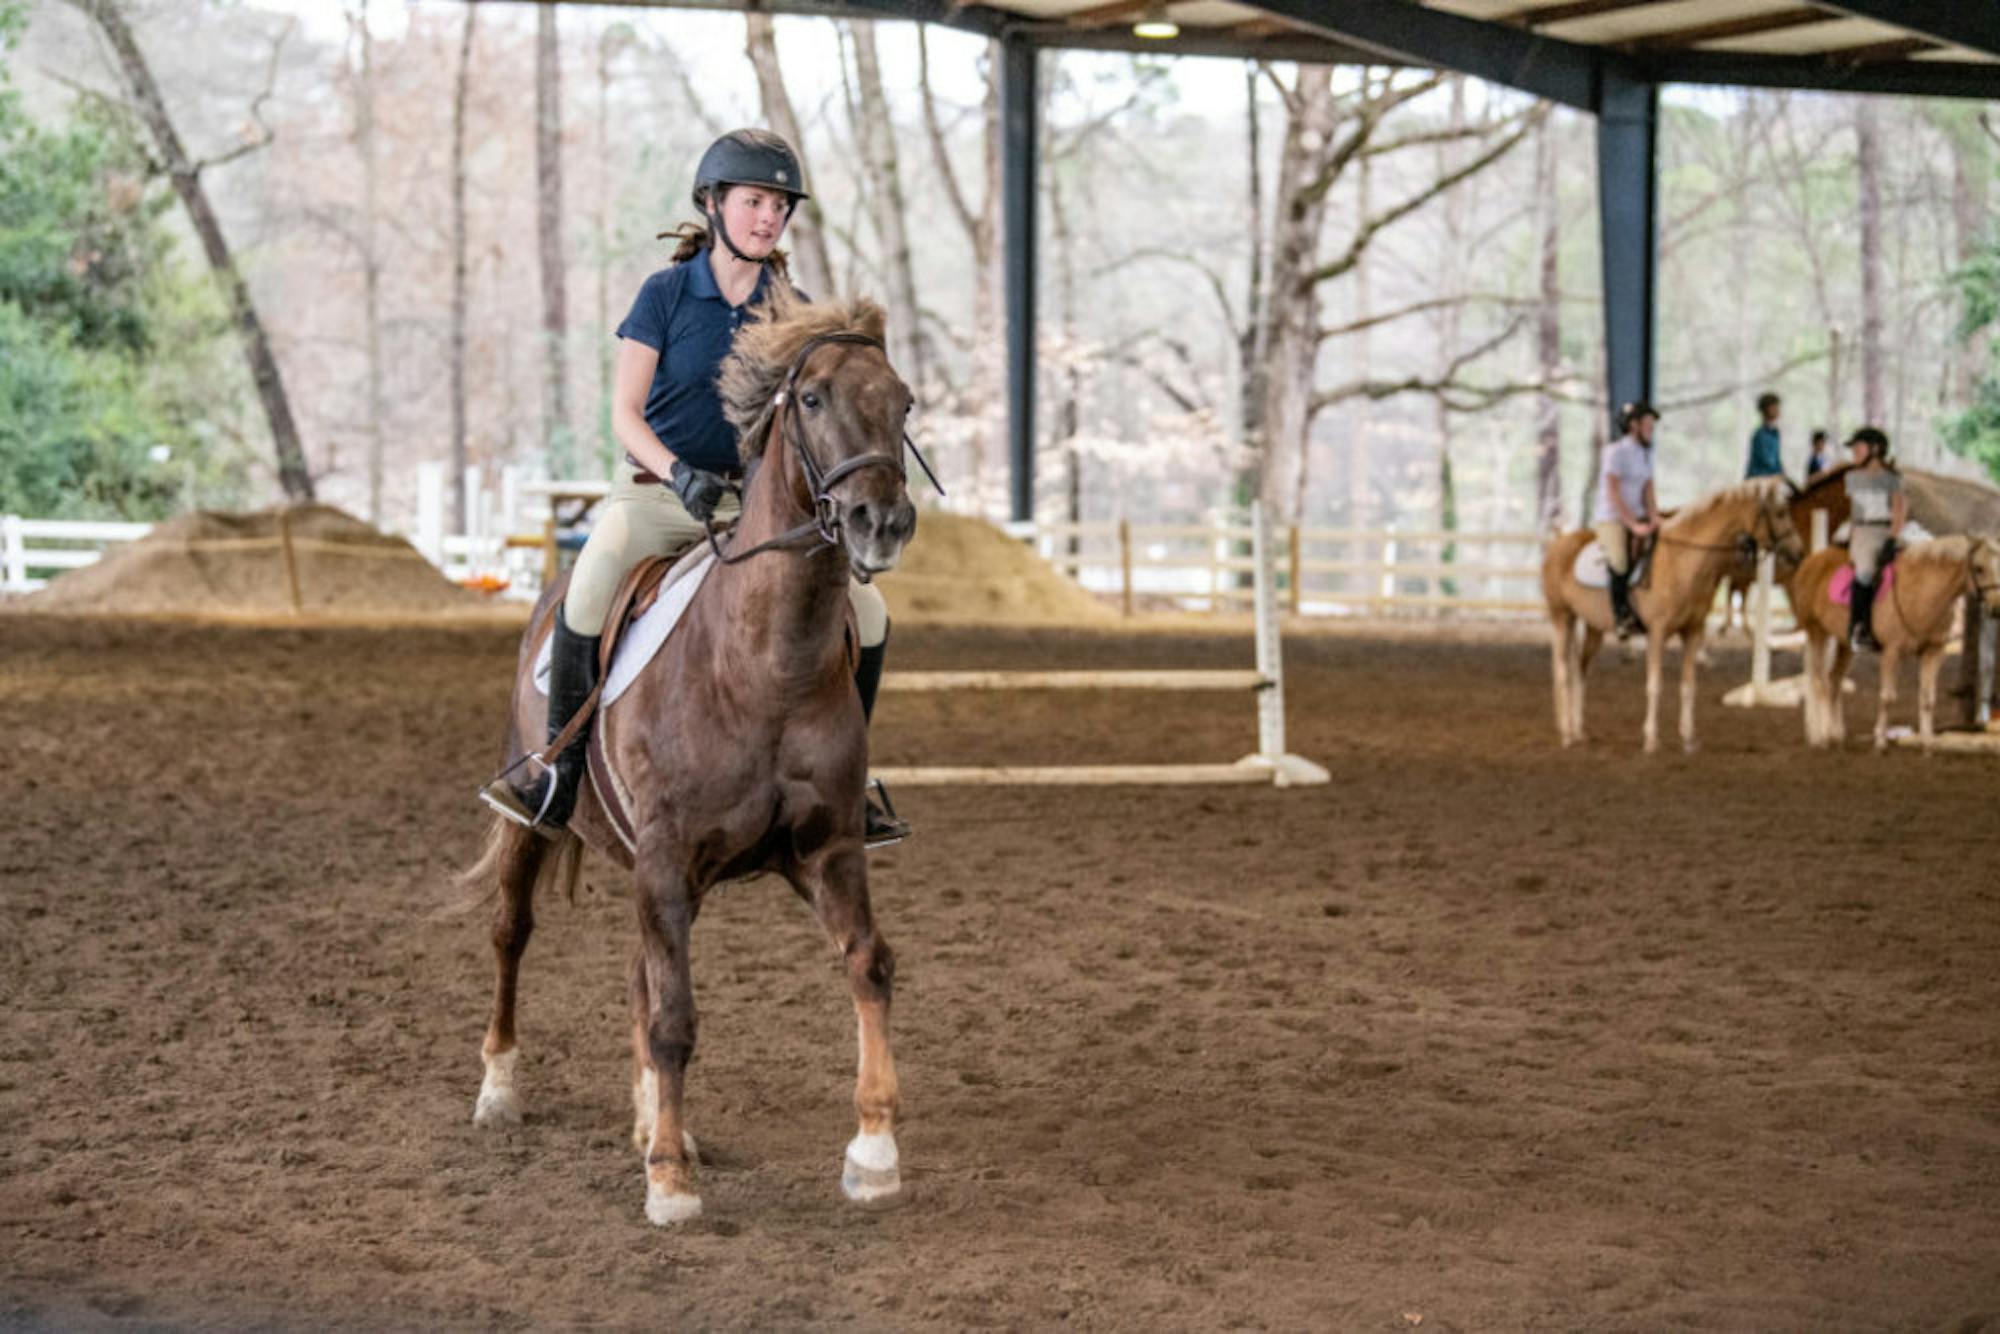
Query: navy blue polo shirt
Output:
[[615, 254, 796, 477]]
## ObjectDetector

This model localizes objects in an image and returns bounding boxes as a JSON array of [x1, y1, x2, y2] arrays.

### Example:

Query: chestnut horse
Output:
[[1794, 535, 2000, 751], [1720, 463, 1852, 632], [1542, 477, 1804, 753], [462, 293, 917, 1225]]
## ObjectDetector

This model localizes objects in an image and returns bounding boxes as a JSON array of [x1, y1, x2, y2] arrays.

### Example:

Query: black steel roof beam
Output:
[[1228, 0, 1631, 110], [1649, 50, 2000, 99], [1813, 1, 2000, 62]]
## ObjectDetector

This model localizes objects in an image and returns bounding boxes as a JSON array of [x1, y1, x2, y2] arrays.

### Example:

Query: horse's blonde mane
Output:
[[1906, 534, 1973, 566], [718, 287, 889, 459], [1669, 474, 1788, 526]]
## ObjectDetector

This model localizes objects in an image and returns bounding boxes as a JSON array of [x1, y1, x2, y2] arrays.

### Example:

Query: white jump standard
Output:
[[875, 501, 1330, 788]]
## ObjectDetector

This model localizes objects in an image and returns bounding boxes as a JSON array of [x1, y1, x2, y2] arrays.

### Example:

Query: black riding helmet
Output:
[[1847, 425, 1893, 464], [694, 129, 808, 264]]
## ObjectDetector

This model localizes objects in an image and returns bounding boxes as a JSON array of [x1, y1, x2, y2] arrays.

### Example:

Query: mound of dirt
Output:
[[879, 510, 1117, 625], [25, 505, 484, 617]]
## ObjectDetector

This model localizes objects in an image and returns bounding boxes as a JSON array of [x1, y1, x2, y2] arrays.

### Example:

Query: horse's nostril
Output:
[[850, 501, 875, 535]]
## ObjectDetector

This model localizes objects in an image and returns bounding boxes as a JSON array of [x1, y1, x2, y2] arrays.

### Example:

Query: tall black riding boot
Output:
[[479, 607, 601, 829], [1848, 575, 1881, 652], [854, 627, 911, 848], [1607, 568, 1641, 638]]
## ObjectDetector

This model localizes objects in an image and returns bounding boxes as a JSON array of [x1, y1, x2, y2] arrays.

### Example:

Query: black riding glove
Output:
[[668, 461, 731, 524]]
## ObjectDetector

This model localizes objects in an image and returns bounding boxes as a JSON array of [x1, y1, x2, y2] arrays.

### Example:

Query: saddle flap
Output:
[[1829, 562, 1894, 607]]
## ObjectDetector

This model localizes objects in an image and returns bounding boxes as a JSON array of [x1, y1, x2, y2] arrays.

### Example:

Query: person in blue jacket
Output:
[[1744, 392, 1783, 480]]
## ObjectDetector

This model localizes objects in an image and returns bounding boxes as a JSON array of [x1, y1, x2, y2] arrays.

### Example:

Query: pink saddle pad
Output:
[[1828, 563, 1894, 606]]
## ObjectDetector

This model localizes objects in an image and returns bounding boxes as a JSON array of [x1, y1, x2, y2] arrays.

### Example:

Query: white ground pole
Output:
[[871, 500, 1331, 788], [1724, 506, 1828, 709]]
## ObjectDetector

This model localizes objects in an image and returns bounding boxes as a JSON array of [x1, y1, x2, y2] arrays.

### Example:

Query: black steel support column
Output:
[[1596, 71, 1658, 429], [1001, 34, 1037, 523]]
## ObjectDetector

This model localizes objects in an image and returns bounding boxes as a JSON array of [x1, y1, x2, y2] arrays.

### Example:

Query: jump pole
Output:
[[873, 501, 1330, 788]]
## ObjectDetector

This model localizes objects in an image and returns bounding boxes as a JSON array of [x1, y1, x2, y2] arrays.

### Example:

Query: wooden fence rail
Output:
[[1031, 518, 1547, 617]]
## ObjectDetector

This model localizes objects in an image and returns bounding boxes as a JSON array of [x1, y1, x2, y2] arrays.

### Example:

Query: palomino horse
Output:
[[1720, 463, 1852, 633], [1794, 535, 2000, 751], [462, 292, 918, 1225], [1542, 477, 1804, 752]]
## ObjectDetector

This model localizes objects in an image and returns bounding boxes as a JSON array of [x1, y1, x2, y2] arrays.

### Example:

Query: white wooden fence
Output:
[[6, 476, 1549, 621], [1, 515, 155, 592], [1029, 517, 1547, 618]]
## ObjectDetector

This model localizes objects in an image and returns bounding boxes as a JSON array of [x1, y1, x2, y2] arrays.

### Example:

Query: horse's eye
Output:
[[801, 391, 821, 411]]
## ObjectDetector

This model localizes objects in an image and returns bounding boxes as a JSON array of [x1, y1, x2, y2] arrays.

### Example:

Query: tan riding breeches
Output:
[[1593, 521, 1634, 576], [1850, 524, 1892, 584], [561, 467, 889, 647]]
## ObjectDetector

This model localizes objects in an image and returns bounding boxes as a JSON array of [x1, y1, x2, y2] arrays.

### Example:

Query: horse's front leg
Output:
[[1642, 630, 1665, 754], [634, 863, 702, 1225], [1874, 646, 1901, 752], [1830, 642, 1854, 743], [793, 843, 901, 1205], [1802, 629, 1827, 747], [1918, 647, 1944, 753], [1548, 619, 1573, 746], [1678, 626, 1704, 753], [1575, 626, 1604, 744]]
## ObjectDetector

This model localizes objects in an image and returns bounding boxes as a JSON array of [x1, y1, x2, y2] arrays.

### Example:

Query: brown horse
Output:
[[1795, 535, 2000, 752], [1719, 463, 1852, 633], [462, 292, 918, 1225], [1543, 477, 1804, 753]]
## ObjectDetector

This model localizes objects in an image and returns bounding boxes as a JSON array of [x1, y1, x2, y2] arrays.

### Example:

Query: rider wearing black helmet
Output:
[[1592, 401, 1661, 638], [1841, 426, 1905, 653], [481, 129, 910, 847]]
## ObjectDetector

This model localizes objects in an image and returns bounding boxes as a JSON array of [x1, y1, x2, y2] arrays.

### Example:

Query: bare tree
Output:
[[744, 12, 834, 297], [449, 0, 477, 531], [67, 0, 315, 501], [348, 0, 387, 523], [536, 3, 573, 475], [1855, 98, 1886, 425], [1532, 109, 1563, 534], [845, 19, 928, 399]]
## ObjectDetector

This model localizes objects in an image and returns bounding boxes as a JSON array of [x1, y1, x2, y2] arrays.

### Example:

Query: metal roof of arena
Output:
[[562, 0, 2000, 101]]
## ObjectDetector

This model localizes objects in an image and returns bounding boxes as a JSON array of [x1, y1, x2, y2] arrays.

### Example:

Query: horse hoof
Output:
[[472, 1051, 522, 1128], [1682, 739, 1699, 755], [645, 1186, 703, 1227], [472, 1088, 522, 1129], [842, 1131, 902, 1205]]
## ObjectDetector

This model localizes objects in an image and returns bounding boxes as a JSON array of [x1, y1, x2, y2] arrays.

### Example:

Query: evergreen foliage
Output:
[[1945, 237, 2000, 485], [0, 1, 245, 519]]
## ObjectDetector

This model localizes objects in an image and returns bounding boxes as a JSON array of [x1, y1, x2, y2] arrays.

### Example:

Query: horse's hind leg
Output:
[[792, 845, 900, 1206], [472, 823, 549, 1128], [1575, 626, 1604, 744], [634, 864, 702, 1225], [1803, 629, 1828, 746]]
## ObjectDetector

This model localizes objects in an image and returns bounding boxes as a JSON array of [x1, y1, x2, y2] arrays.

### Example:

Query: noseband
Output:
[[704, 331, 943, 571]]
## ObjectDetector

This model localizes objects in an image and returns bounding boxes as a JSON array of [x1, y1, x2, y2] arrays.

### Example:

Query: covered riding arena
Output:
[[4, 603, 1997, 1328]]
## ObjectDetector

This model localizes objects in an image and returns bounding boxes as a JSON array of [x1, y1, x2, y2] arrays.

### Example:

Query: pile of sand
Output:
[[26, 505, 485, 618], [878, 511, 1117, 626]]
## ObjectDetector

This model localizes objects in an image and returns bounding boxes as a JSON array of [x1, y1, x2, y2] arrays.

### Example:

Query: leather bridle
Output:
[[703, 332, 942, 577]]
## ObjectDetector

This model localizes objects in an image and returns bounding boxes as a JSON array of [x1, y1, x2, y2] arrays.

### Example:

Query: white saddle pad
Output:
[[1572, 541, 1609, 589], [533, 552, 715, 708]]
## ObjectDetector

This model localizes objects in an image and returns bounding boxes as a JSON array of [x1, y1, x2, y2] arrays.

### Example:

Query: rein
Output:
[[702, 331, 943, 574]]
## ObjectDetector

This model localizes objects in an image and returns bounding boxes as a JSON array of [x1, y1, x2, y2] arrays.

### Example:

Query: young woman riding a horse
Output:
[[479, 128, 908, 847], [1544, 462, 1804, 753], [1793, 427, 2000, 751], [464, 134, 921, 1227]]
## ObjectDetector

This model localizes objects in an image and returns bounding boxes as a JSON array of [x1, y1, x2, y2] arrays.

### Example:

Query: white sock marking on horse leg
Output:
[[645, 1185, 703, 1226], [842, 1130, 902, 1203], [473, 1048, 522, 1127]]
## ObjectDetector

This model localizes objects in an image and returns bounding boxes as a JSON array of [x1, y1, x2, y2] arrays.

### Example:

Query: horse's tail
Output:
[[435, 819, 586, 920]]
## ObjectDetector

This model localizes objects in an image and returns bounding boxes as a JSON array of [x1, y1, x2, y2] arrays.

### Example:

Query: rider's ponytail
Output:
[[656, 221, 791, 278]]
